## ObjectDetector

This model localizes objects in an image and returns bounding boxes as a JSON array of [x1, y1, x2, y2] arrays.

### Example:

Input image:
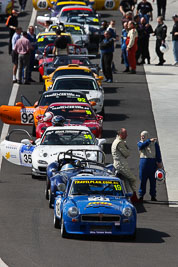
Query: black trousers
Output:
[[157, 0, 167, 19], [18, 0, 27, 9], [156, 39, 164, 63], [102, 52, 113, 80]]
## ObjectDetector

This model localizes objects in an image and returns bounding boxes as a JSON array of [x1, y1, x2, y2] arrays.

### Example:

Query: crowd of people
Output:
[[99, 0, 178, 81], [5, 0, 178, 84]]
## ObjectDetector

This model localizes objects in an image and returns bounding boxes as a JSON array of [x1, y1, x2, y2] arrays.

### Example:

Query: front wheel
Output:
[[54, 214, 61, 229], [45, 179, 50, 200], [61, 217, 68, 238]]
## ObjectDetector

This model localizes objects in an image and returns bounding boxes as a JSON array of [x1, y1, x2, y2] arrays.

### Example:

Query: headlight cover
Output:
[[68, 207, 79, 218], [123, 207, 132, 217]]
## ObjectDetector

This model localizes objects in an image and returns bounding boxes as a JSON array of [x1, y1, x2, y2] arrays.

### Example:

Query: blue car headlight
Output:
[[68, 207, 79, 218], [123, 207, 132, 217]]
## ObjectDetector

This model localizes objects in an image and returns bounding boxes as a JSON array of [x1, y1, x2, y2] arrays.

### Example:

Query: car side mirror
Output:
[[42, 75, 48, 80], [34, 101, 38, 107], [15, 102, 25, 108], [96, 115, 103, 121], [21, 139, 31, 145], [97, 138, 106, 146], [90, 101, 96, 106]]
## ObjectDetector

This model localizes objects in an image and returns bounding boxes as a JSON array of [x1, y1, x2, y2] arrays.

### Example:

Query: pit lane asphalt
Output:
[[0, 1, 178, 267]]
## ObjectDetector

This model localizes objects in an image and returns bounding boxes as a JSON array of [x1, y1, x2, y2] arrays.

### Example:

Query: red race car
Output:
[[36, 102, 103, 138]]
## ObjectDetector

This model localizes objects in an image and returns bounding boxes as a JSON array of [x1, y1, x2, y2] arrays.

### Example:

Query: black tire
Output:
[[61, 217, 68, 238], [54, 213, 61, 229], [45, 179, 50, 200], [49, 190, 53, 209], [32, 173, 37, 179], [32, 123, 36, 137]]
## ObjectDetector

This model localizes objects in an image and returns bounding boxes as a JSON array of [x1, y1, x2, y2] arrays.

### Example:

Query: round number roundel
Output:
[[104, 0, 115, 9], [37, 0, 47, 9]]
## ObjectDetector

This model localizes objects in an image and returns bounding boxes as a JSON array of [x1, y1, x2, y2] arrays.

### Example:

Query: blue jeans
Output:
[[173, 40, 178, 63]]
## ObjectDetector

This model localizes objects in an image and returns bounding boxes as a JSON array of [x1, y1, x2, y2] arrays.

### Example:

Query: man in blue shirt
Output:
[[100, 31, 114, 83], [137, 130, 162, 201]]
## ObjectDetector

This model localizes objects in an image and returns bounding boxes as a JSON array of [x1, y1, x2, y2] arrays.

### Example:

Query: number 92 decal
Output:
[[21, 110, 34, 124]]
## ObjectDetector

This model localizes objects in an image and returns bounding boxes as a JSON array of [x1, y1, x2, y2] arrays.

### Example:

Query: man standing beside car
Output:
[[111, 128, 139, 203], [100, 31, 114, 83], [14, 31, 32, 84]]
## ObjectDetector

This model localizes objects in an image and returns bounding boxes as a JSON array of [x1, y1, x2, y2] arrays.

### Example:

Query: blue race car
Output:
[[46, 149, 115, 208], [53, 176, 137, 238]]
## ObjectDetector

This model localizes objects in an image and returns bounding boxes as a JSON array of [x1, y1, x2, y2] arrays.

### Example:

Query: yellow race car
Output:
[[32, 0, 120, 11], [42, 64, 103, 91]]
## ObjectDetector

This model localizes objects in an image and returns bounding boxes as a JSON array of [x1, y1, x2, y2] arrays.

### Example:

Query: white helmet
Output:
[[155, 169, 166, 182], [160, 43, 169, 53], [43, 112, 54, 122]]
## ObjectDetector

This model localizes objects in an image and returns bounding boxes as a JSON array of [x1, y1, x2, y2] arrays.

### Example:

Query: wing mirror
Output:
[[89, 101, 96, 106], [96, 114, 103, 121], [21, 139, 32, 145], [34, 101, 38, 108], [15, 102, 25, 108], [97, 138, 106, 146], [42, 75, 48, 80]]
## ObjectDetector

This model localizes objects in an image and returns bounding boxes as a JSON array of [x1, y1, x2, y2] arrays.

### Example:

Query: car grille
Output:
[[81, 214, 120, 222], [38, 166, 47, 172]]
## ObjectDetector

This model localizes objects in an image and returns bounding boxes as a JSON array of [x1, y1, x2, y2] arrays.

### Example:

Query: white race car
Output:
[[51, 75, 104, 115], [0, 126, 106, 178]]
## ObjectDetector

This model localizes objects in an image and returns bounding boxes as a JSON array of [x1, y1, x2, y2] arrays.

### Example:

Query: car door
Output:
[[0, 96, 35, 125], [0, 139, 35, 167]]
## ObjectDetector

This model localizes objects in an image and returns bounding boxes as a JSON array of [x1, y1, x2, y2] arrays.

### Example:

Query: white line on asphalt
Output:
[[0, 258, 8, 267], [0, 8, 37, 172]]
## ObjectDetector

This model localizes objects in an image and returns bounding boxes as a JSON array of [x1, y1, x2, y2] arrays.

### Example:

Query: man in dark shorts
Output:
[[6, 10, 19, 54], [11, 27, 22, 83]]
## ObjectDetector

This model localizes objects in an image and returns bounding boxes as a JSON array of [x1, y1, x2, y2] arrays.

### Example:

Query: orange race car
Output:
[[0, 91, 96, 135], [42, 64, 103, 91]]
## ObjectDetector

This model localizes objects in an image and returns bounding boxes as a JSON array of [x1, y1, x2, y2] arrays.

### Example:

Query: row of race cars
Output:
[[0, 0, 137, 239]]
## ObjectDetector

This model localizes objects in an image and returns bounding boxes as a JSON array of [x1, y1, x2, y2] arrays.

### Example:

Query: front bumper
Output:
[[32, 165, 47, 177], [64, 217, 136, 236]]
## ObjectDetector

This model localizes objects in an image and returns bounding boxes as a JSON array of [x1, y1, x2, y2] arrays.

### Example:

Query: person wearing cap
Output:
[[153, 16, 167, 66], [111, 128, 139, 204], [6, 10, 19, 55], [171, 14, 178, 66], [119, 0, 135, 17], [137, 130, 162, 202], [126, 20, 138, 74]]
